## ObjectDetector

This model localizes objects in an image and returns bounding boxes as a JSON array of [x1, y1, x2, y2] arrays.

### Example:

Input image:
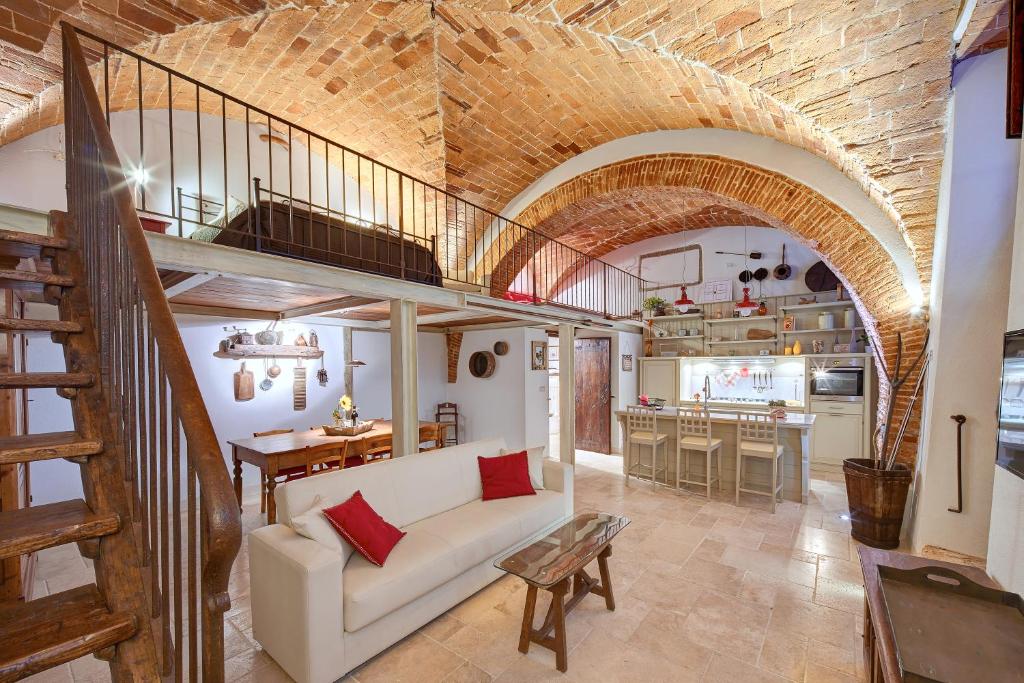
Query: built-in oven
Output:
[[809, 365, 864, 401], [997, 330, 1024, 479]]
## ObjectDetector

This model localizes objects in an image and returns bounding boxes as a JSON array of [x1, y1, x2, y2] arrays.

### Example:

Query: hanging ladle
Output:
[[267, 357, 282, 378], [259, 358, 274, 391]]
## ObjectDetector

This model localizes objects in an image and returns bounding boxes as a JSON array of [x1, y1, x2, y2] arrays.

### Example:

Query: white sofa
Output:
[[248, 438, 573, 683]]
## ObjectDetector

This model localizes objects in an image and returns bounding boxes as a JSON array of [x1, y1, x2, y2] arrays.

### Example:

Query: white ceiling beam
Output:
[[163, 272, 218, 298], [170, 303, 278, 320], [279, 295, 382, 320], [414, 309, 480, 326], [144, 232, 466, 309]]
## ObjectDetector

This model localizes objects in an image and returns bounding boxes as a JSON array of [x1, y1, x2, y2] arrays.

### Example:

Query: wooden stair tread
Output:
[[0, 499, 119, 560], [0, 584, 135, 681], [0, 229, 68, 250], [0, 269, 73, 287], [0, 317, 82, 333], [0, 372, 93, 388], [0, 431, 103, 465], [0, 230, 68, 259]]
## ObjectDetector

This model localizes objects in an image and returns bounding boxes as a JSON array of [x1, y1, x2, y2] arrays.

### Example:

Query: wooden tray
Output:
[[321, 422, 373, 437], [877, 564, 1024, 682]]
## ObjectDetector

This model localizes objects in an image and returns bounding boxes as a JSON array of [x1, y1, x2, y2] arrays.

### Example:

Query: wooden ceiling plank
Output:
[[280, 295, 384, 319]]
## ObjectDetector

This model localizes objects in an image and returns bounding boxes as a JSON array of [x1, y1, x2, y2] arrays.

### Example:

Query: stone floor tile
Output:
[[813, 577, 865, 615], [803, 661, 860, 683], [757, 627, 808, 682], [681, 590, 772, 663], [703, 653, 789, 682], [795, 527, 852, 561], [806, 639, 857, 678], [769, 596, 856, 649], [442, 661, 493, 682], [351, 632, 466, 683], [680, 556, 746, 595]]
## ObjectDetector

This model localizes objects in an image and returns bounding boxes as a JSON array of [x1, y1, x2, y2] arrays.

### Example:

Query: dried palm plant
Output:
[[870, 330, 930, 470]]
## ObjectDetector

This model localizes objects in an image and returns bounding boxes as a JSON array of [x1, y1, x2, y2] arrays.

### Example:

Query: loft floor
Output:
[[28, 459, 876, 683]]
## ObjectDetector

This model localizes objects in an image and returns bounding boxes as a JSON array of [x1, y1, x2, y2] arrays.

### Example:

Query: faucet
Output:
[[703, 374, 711, 407]]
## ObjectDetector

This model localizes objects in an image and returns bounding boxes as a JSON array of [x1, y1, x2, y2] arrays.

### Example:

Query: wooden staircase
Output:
[[0, 222, 160, 680]]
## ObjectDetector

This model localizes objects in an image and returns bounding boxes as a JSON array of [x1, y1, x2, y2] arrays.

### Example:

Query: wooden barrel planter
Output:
[[842, 458, 912, 549]]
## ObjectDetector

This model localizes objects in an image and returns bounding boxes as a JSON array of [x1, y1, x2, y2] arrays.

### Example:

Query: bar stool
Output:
[[675, 408, 723, 499], [625, 405, 668, 489], [735, 412, 784, 513]]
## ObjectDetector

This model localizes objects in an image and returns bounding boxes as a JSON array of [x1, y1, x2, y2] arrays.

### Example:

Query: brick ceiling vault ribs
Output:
[[0, 0, 954, 293]]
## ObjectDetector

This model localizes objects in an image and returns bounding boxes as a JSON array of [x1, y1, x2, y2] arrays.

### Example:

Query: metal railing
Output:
[[63, 23, 241, 681], [68, 26, 645, 320]]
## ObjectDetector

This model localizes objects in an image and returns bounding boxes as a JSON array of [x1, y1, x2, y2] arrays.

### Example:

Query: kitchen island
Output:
[[614, 407, 815, 503]]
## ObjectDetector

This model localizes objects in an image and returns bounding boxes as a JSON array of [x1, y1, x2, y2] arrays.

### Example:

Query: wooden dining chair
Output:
[[306, 439, 350, 476], [419, 423, 444, 452], [254, 428, 305, 514], [362, 433, 393, 463]]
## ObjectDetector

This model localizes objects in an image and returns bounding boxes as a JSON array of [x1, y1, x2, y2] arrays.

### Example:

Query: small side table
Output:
[[495, 512, 630, 672]]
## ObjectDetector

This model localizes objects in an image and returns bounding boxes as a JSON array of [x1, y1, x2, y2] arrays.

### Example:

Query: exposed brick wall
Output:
[[445, 331, 463, 383], [957, 0, 1008, 59], [486, 152, 928, 462], [1, 0, 957, 292]]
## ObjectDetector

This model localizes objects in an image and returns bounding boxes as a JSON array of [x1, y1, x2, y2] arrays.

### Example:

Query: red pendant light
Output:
[[674, 286, 694, 307], [735, 286, 758, 317]]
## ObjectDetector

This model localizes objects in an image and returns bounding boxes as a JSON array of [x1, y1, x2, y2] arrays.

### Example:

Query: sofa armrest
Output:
[[249, 524, 346, 683], [542, 459, 574, 518]]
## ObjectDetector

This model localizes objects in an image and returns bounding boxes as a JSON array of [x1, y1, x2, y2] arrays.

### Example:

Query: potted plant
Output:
[[767, 399, 787, 420], [843, 331, 929, 548], [643, 296, 669, 317]]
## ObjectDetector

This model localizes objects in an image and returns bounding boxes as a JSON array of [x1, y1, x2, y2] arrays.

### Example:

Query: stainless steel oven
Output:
[[810, 366, 864, 401]]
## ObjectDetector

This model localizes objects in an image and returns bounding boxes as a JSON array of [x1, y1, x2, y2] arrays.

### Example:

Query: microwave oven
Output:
[[810, 367, 864, 400], [997, 330, 1024, 479]]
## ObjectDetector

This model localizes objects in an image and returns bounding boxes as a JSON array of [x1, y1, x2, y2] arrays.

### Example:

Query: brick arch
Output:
[[490, 153, 927, 462]]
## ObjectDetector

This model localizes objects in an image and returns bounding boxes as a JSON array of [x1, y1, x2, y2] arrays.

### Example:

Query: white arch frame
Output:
[[468, 129, 924, 307]]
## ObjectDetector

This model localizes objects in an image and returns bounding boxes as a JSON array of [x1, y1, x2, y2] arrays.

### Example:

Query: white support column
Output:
[[343, 327, 354, 401], [390, 299, 418, 457], [558, 324, 575, 466]]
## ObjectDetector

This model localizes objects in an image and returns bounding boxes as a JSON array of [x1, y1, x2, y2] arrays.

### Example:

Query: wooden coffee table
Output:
[[494, 512, 630, 672]]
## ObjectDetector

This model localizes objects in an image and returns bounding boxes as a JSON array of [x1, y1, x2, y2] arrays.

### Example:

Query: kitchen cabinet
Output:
[[811, 406, 863, 465], [639, 358, 682, 406]]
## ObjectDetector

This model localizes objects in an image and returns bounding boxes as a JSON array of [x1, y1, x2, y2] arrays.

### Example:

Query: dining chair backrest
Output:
[[419, 423, 443, 451], [626, 405, 658, 435], [677, 408, 711, 443], [308, 439, 349, 475], [254, 428, 294, 438], [363, 433, 393, 460], [737, 411, 777, 444]]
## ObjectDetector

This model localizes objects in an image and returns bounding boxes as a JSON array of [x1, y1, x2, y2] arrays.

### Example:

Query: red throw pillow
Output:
[[478, 451, 536, 501], [322, 491, 405, 566]]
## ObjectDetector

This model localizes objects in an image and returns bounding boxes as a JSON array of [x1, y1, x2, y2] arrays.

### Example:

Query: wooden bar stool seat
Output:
[[675, 409, 723, 499], [735, 412, 784, 513], [625, 405, 668, 489]]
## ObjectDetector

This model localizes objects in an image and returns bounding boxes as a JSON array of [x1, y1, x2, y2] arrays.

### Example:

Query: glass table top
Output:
[[494, 512, 630, 588]]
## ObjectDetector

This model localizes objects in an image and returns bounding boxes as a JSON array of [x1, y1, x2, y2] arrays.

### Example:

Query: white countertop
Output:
[[615, 407, 816, 430]]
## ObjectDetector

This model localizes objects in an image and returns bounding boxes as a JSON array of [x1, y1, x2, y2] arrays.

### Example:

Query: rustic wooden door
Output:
[[574, 337, 611, 453]]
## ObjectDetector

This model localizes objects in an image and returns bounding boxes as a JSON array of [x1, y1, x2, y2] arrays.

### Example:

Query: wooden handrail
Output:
[[62, 21, 241, 677]]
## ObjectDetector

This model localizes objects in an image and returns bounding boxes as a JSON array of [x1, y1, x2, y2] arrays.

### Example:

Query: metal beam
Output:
[[279, 295, 382, 319], [163, 272, 218, 298]]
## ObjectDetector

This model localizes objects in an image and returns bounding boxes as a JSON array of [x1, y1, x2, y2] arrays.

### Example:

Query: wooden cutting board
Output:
[[234, 362, 254, 402]]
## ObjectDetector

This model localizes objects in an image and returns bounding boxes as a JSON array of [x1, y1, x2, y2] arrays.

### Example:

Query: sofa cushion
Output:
[[343, 529, 458, 632], [323, 491, 405, 567], [290, 494, 354, 564], [501, 446, 546, 490], [484, 490, 567, 540], [409, 499, 525, 570], [478, 452, 535, 500]]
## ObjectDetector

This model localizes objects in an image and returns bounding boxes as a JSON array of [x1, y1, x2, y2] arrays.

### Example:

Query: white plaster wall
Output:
[[0, 112, 382, 227], [483, 129, 922, 307], [557, 226, 819, 309], [24, 310, 448, 501], [446, 327, 549, 452], [911, 50, 1018, 558]]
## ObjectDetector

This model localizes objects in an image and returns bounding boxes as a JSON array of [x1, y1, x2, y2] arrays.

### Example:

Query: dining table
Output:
[[228, 420, 441, 524]]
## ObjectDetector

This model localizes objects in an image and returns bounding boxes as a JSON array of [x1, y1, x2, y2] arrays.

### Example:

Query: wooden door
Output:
[[574, 338, 611, 454]]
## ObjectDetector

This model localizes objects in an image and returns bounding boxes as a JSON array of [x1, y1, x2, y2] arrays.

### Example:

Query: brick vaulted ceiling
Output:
[[0, 1, 971, 294]]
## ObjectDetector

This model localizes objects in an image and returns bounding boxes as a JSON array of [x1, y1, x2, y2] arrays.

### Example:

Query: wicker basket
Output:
[[321, 421, 373, 437]]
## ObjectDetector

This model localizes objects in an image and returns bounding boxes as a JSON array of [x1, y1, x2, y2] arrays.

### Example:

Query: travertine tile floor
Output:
[[26, 452, 870, 682]]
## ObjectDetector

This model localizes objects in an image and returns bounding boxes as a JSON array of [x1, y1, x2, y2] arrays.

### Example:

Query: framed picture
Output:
[[621, 354, 633, 371], [531, 341, 547, 370]]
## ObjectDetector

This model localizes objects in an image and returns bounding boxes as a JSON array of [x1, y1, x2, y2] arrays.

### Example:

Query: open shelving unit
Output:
[[214, 343, 325, 359], [643, 291, 863, 359]]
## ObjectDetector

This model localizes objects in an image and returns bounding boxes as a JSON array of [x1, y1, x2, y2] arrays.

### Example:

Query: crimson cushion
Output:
[[478, 451, 536, 501], [322, 491, 405, 566]]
